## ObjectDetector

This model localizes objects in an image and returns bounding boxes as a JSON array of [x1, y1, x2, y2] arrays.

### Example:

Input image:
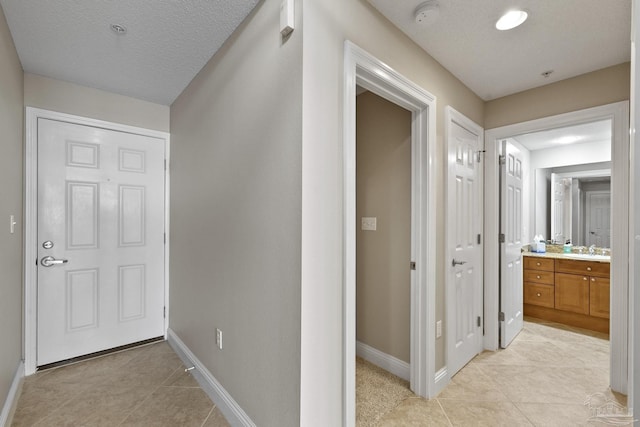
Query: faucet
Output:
[[589, 244, 596, 255]]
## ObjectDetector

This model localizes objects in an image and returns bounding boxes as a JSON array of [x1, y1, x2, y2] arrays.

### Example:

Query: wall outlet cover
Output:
[[361, 217, 377, 231]]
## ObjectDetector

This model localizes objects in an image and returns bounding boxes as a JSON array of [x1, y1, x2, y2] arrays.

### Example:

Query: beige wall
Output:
[[0, 4, 23, 416], [485, 63, 630, 129], [24, 73, 169, 132], [300, 0, 484, 423], [169, 0, 302, 425], [356, 92, 411, 363]]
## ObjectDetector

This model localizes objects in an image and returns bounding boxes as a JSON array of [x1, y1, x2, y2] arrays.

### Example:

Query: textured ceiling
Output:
[[0, 0, 260, 105], [368, 0, 631, 100], [512, 120, 611, 151]]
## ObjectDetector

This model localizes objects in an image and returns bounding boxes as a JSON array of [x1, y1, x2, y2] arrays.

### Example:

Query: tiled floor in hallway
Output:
[[11, 341, 230, 426], [357, 318, 630, 426]]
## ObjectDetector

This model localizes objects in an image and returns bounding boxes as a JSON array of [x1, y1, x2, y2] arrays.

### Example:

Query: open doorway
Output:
[[484, 101, 630, 396], [343, 42, 438, 426], [354, 88, 413, 424]]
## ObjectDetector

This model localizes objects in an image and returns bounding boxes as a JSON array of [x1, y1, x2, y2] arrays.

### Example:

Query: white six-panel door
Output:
[[499, 140, 524, 348], [446, 107, 484, 376], [585, 191, 611, 248], [37, 118, 166, 366]]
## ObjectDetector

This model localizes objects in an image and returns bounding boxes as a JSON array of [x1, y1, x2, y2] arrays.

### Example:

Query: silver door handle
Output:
[[41, 256, 68, 267], [452, 259, 467, 267]]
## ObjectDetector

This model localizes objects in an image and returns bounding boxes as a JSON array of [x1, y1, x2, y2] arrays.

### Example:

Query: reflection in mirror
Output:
[[548, 168, 610, 247], [509, 119, 612, 249]]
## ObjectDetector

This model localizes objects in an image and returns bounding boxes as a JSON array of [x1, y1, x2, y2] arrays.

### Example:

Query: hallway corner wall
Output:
[[0, 3, 24, 420]]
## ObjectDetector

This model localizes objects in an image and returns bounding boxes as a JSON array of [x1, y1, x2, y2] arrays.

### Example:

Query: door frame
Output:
[[484, 101, 630, 394], [23, 107, 171, 375], [444, 106, 484, 375], [343, 41, 438, 425]]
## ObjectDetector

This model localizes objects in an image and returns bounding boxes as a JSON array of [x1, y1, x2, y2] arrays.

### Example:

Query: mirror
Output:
[[545, 167, 611, 246], [509, 119, 612, 249]]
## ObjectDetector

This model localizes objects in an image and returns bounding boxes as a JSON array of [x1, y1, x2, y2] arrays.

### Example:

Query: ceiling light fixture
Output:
[[110, 24, 127, 35], [414, 1, 440, 25], [495, 10, 528, 31], [554, 136, 581, 145]]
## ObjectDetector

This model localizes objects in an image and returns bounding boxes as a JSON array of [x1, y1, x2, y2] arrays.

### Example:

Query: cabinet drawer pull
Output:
[[536, 262, 541, 266], [536, 275, 541, 279], [587, 267, 592, 271], [536, 293, 541, 297], [592, 278, 596, 282], [583, 277, 588, 281]]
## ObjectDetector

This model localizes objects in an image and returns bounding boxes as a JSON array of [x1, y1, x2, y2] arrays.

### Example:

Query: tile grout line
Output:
[[435, 398, 454, 427], [200, 405, 217, 427], [116, 364, 183, 426]]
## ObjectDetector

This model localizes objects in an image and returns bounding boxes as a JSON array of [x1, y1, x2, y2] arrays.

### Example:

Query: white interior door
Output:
[[499, 140, 524, 348], [585, 191, 611, 248], [446, 108, 484, 375], [37, 118, 166, 366]]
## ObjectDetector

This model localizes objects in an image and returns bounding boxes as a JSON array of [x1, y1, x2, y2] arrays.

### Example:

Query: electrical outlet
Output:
[[216, 328, 223, 350], [436, 320, 442, 338]]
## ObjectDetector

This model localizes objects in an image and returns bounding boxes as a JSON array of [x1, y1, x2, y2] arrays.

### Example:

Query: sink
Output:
[[563, 253, 610, 261]]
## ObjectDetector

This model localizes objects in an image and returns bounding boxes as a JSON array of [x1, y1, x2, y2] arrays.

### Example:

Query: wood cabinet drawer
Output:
[[524, 257, 555, 272], [555, 259, 610, 278], [524, 283, 554, 308], [523, 270, 554, 285], [590, 276, 610, 319], [555, 273, 590, 315]]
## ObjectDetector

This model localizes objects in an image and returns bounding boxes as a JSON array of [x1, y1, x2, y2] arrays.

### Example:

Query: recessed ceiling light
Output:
[[110, 24, 127, 35], [495, 10, 528, 31]]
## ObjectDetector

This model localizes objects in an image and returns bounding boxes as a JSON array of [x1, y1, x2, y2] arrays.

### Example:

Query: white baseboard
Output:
[[356, 341, 410, 381], [0, 361, 24, 427], [167, 329, 255, 427]]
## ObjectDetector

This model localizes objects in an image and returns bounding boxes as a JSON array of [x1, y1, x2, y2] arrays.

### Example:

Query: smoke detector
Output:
[[414, 1, 440, 25]]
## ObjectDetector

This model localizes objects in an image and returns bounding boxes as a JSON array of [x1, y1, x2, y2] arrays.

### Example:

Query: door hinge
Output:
[[477, 316, 482, 327], [164, 233, 166, 244], [499, 312, 505, 322], [499, 233, 505, 243], [499, 155, 506, 165], [476, 150, 486, 163], [410, 261, 416, 271], [163, 306, 166, 318], [477, 234, 482, 244], [164, 159, 167, 171]]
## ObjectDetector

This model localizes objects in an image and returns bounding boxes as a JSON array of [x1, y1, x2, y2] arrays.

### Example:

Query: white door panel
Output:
[[446, 108, 483, 376], [585, 191, 611, 248], [37, 118, 165, 365], [500, 140, 524, 348]]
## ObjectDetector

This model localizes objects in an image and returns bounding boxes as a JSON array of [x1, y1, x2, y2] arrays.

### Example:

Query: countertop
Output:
[[522, 251, 610, 264]]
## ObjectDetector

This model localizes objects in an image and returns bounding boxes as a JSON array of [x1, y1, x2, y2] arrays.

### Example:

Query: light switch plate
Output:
[[361, 217, 377, 231]]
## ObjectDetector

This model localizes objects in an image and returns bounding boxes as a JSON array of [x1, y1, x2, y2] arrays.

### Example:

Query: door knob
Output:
[[452, 259, 467, 267], [41, 256, 68, 267]]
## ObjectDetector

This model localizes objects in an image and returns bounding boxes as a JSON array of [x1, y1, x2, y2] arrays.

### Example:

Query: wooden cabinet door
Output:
[[590, 277, 610, 319], [555, 273, 589, 315]]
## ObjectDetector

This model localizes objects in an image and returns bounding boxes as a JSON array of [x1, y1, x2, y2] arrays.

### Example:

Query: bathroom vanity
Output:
[[523, 252, 610, 333]]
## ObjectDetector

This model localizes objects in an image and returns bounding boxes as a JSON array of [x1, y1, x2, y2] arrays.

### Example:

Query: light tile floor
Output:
[[11, 341, 230, 427], [357, 318, 631, 426]]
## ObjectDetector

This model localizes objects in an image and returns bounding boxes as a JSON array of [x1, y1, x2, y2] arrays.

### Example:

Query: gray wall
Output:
[[24, 73, 169, 132], [356, 92, 411, 363], [299, 0, 484, 423], [169, 0, 302, 425], [0, 3, 23, 414], [485, 63, 630, 129]]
